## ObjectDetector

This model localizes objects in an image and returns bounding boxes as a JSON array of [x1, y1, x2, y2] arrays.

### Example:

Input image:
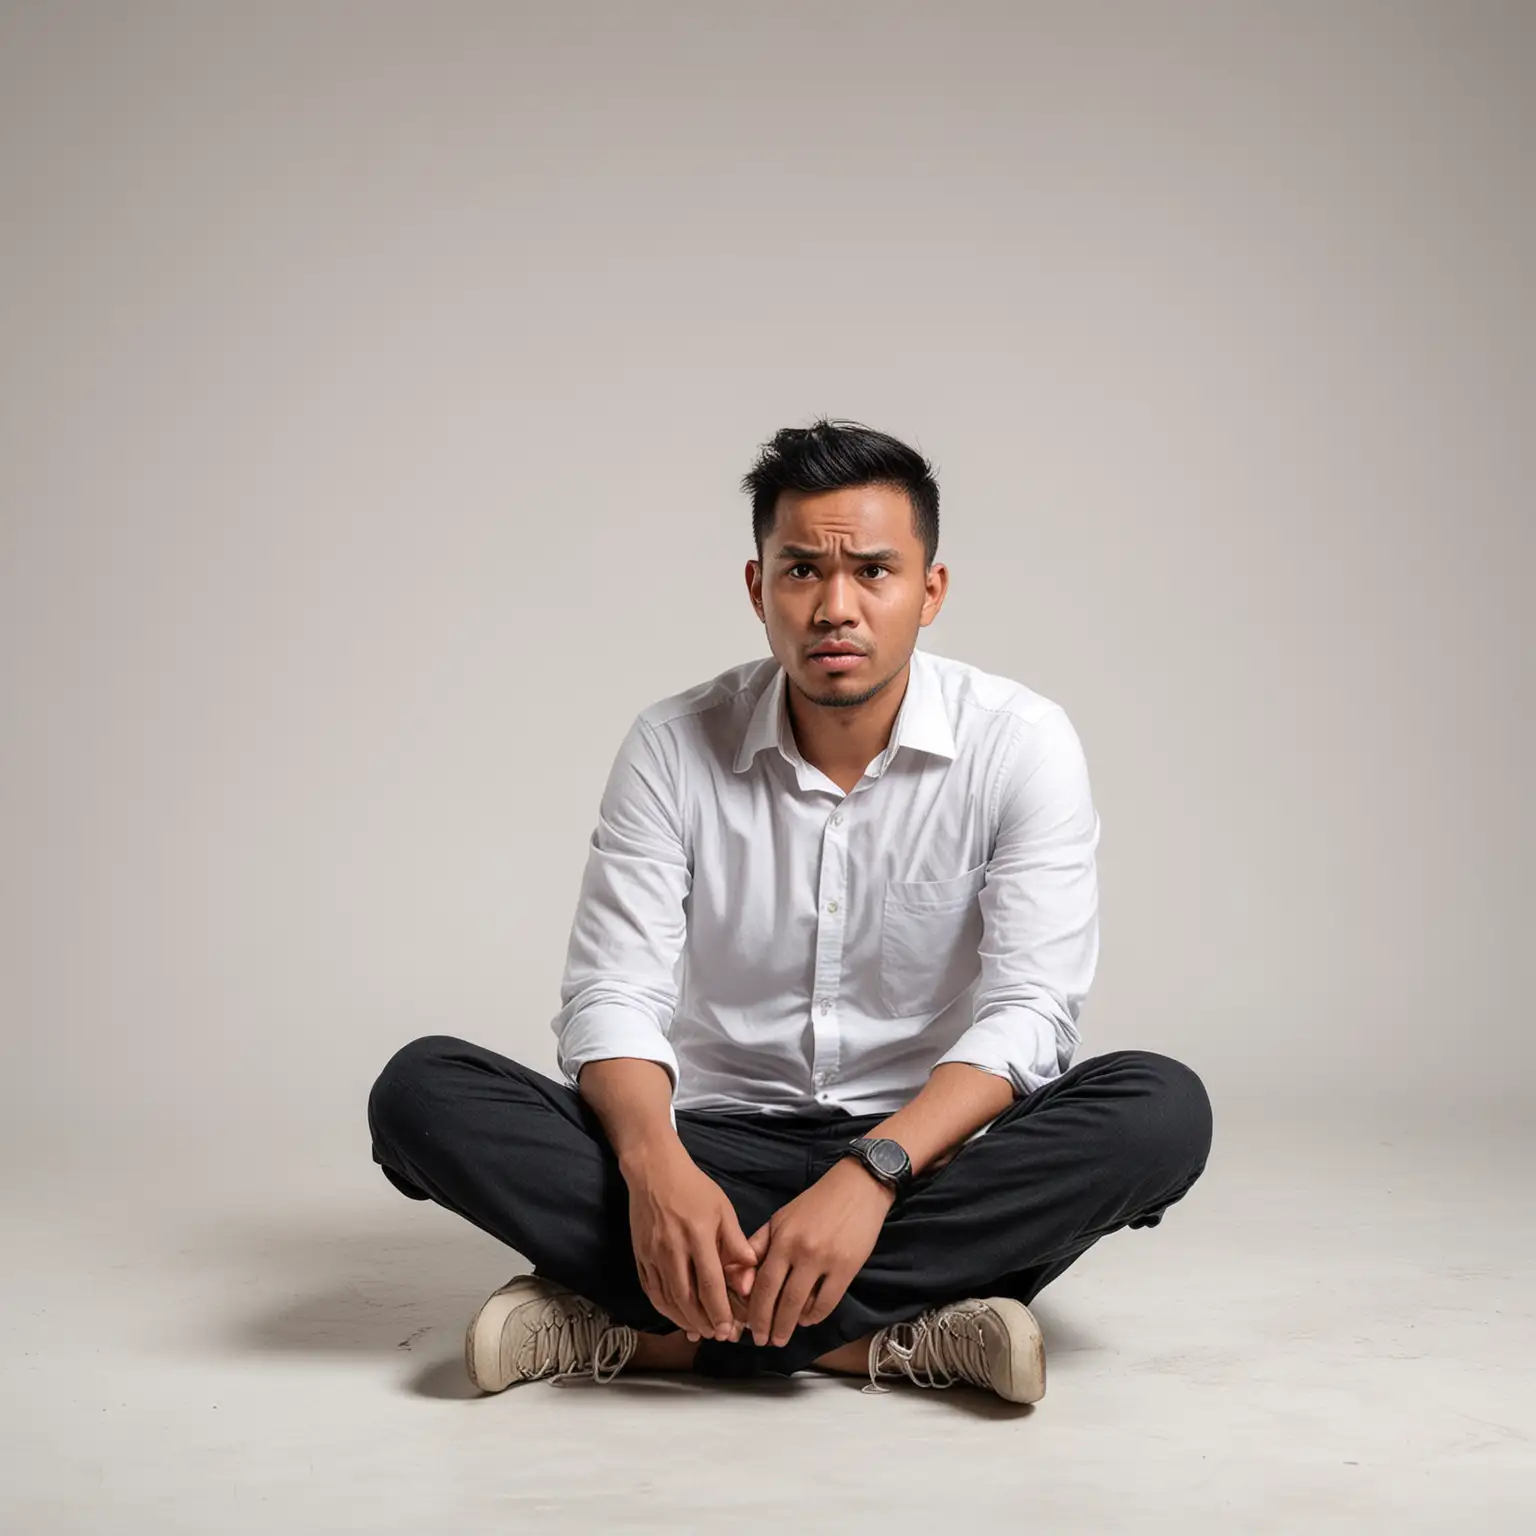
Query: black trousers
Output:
[[367, 1036, 1213, 1379]]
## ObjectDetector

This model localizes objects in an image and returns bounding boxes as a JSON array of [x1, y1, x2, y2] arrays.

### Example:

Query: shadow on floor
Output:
[[193, 1204, 1101, 1405]]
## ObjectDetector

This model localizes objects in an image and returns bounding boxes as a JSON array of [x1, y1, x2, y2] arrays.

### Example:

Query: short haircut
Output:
[[739, 417, 940, 568]]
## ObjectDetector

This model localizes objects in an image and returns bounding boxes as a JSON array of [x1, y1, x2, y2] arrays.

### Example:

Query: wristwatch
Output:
[[836, 1136, 913, 1198]]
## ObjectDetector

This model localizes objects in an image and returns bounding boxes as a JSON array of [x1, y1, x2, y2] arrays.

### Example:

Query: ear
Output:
[[919, 560, 949, 627], [745, 558, 765, 622]]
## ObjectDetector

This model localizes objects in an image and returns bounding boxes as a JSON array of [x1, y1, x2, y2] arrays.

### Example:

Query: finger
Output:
[[654, 1255, 695, 1336], [801, 1269, 851, 1327], [637, 1258, 663, 1316], [747, 1254, 789, 1347], [721, 1281, 750, 1329], [736, 1224, 772, 1297], [799, 1277, 824, 1327], [771, 1265, 820, 1348], [692, 1244, 736, 1338], [640, 1261, 687, 1333], [718, 1212, 759, 1272], [667, 1252, 713, 1339]]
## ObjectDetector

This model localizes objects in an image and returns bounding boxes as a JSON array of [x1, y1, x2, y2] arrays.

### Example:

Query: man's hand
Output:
[[623, 1139, 760, 1343], [744, 1158, 894, 1348]]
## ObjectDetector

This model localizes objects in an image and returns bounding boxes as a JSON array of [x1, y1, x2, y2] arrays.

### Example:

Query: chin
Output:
[[795, 664, 889, 710]]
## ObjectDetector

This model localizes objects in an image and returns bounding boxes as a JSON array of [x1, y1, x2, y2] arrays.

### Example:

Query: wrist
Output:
[[827, 1152, 899, 1210], [617, 1131, 687, 1186]]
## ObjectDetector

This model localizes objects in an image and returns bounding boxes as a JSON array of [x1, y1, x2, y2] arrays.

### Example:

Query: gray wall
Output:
[[2, 1, 1531, 1159]]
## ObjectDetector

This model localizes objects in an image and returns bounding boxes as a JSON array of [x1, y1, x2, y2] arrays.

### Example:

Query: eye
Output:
[[788, 563, 816, 578], [862, 565, 889, 579]]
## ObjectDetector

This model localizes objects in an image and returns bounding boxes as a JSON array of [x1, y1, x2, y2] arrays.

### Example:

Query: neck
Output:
[[785, 657, 911, 784]]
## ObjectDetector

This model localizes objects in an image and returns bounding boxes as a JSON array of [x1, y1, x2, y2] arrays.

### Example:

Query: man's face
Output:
[[746, 484, 948, 709]]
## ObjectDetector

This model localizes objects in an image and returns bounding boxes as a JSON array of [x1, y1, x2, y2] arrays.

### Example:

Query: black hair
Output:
[[739, 417, 940, 568]]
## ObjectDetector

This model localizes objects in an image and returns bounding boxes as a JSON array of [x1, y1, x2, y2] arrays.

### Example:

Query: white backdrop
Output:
[[2, 0, 1531, 1167]]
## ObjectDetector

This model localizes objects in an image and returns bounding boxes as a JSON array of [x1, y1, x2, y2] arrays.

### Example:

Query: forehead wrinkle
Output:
[[770, 489, 923, 564], [775, 543, 901, 562]]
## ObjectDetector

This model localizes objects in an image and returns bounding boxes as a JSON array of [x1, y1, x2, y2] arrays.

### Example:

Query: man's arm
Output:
[[577, 1057, 679, 1166], [861, 708, 1100, 1172], [550, 716, 755, 1342], [864, 1060, 1016, 1174], [931, 703, 1101, 1097], [550, 715, 690, 1093], [579, 1056, 756, 1343]]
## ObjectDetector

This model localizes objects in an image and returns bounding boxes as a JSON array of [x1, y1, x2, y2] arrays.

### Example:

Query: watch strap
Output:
[[839, 1136, 913, 1197]]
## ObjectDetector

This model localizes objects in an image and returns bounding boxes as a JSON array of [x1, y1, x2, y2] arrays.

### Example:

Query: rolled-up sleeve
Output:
[[934, 706, 1101, 1097], [550, 715, 690, 1095]]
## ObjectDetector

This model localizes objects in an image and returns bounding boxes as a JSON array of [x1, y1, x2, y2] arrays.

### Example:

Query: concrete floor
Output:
[[3, 1107, 1531, 1534]]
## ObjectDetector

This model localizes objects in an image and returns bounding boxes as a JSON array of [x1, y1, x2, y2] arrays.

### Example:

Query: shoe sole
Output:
[[984, 1296, 1047, 1404], [464, 1274, 552, 1393]]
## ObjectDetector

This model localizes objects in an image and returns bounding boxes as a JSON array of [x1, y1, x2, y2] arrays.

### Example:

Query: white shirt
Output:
[[550, 646, 1101, 1117]]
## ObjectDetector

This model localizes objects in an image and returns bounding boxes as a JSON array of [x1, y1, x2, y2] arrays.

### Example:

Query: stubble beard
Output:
[[792, 659, 902, 711]]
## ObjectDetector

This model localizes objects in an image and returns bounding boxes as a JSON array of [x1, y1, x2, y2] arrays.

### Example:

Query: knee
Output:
[[375, 1032, 471, 1091], [366, 1033, 471, 1144], [1108, 1050, 1213, 1182]]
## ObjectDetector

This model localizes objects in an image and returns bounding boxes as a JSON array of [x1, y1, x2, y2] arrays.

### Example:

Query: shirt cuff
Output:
[[933, 1007, 1072, 1098], [556, 1004, 680, 1097]]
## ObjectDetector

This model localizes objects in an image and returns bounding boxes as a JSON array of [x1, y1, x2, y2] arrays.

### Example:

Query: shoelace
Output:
[[513, 1298, 639, 1386], [863, 1306, 992, 1395]]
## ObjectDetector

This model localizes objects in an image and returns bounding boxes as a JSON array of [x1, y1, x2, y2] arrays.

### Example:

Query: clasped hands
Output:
[[624, 1141, 894, 1350]]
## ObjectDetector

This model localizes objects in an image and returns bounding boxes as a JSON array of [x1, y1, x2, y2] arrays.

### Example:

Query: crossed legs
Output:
[[367, 1036, 1212, 1380]]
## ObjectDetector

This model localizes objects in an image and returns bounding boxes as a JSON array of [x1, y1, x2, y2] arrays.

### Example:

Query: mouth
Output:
[[807, 648, 866, 673]]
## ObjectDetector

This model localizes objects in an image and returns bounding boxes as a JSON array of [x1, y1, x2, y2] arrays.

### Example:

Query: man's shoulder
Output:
[[920, 647, 1071, 732], [633, 655, 777, 736]]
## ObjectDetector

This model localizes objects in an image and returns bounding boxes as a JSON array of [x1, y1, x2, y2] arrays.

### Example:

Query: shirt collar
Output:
[[885, 646, 959, 765], [732, 647, 957, 776], [733, 663, 792, 773]]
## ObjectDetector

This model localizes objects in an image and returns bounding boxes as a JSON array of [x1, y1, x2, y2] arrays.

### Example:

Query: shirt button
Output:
[[832, 812, 843, 826], [826, 900, 839, 913]]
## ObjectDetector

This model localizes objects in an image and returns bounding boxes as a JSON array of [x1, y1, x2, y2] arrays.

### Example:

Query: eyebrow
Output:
[[775, 545, 902, 563]]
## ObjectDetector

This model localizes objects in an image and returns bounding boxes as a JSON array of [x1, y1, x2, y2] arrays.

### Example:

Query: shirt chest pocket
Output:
[[879, 862, 989, 1018]]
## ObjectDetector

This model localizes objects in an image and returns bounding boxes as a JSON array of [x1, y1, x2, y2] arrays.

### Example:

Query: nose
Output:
[[814, 569, 859, 627]]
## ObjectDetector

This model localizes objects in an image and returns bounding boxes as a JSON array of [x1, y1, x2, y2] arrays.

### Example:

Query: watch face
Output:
[[867, 1139, 908, 1178]]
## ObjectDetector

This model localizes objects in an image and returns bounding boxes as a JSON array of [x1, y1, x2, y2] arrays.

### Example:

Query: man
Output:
[[368, 418, 1212, 1404]]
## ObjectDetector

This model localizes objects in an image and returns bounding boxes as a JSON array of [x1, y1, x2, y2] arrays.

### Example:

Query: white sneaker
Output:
[[464, 1275, 638, 1393], [865, 1296, 1046, 1404]]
